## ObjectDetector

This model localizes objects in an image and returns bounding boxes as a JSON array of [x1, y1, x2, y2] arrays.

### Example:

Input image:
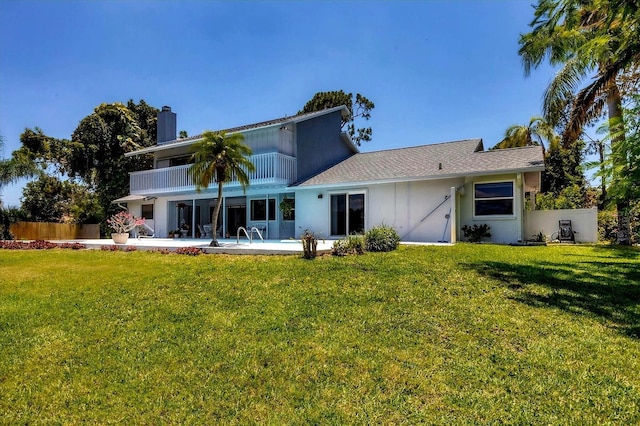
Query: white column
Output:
[[191, 199, 196, 238], [517, 173, 523, 243], [265, 193, 270, 239], [450, 187, 457, 243]]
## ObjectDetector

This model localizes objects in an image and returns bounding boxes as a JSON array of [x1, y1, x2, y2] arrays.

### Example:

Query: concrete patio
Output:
[[50, 237, 452, 255], [54, 237, 337, 255]]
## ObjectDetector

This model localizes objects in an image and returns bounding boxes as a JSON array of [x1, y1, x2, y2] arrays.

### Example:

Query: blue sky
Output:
[[0, 1, 556, 207]]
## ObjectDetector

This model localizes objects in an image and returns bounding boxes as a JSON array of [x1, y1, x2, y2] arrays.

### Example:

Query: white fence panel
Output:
[[525, 208, 598, 243]]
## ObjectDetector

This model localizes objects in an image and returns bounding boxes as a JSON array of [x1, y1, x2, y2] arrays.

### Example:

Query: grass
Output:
[[1, 244, 639, 424]]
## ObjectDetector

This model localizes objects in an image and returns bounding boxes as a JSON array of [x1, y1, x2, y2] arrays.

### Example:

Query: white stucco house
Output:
[[117, 106, 545, 244]]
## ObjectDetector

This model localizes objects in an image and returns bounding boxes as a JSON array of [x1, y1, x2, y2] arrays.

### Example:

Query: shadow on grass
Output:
[[464, 246, 640, 339]]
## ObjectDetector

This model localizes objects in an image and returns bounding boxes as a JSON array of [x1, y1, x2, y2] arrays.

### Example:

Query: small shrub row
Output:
[[148, 248, 171, 255], [332, 235, 365, 256], [100, 244, 138, 252], [332, 225, 400, 256], [0, 240, 58, 250], [98, 246, 201, 255], [175, 247, 203, 256], [58, 242, 87, 250]]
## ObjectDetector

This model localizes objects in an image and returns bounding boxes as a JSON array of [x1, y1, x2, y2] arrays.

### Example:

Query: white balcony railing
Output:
[[130, 153, 297, 195]]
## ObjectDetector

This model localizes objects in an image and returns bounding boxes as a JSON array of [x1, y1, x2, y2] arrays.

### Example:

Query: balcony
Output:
[[130, 153, 297, 195]]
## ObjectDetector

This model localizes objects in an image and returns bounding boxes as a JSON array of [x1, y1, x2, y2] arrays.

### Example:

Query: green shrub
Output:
[[461, 224, 491, 243], [365, 224, 400, 252], [332, 234, 365, 256], [598, 201, 640, 244], [535, 185, 586, 210], [598, 210, 618, 243], [331, 239, 349, 256]]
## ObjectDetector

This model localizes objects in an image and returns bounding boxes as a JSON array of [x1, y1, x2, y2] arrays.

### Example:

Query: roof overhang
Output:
[[111, 195, 157, 203], [294, 166, 545, 190], [125, 105, 352, 157]]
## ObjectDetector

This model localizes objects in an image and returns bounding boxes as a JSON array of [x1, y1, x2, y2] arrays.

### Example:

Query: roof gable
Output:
[[164, 106, 349, 144], [125, 106, 351, 157]]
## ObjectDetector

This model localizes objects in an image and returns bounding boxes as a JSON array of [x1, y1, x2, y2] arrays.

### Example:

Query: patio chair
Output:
[[197, 224, 206, 239], [558, 220, 575, 243]]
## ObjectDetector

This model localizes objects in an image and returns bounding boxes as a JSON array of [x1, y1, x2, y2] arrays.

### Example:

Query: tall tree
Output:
[[494, 116, 557, 153], [0, 136, 41, 197], [494, 116, 585, 197], [299, 90, 375, 146], [5, 100, 158, 229], [66, 101, 158, 218], [519, 0, 640, 244], [188, 131, 255, 247], [599, 94, 640, 208]]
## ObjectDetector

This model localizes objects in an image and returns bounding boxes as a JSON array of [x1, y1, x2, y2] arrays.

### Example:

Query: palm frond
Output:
[[188, 131, 254, 193]]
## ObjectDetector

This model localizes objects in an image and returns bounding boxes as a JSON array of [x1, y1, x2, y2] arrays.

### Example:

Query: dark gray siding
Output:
[[157, 106, 177, 144], [296, 110, 354, 183]]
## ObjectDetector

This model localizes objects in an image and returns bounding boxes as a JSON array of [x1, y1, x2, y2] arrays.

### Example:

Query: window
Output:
[[169, 155, 193, 167], [474, 182, 514, 216], [141, 204, 154, 220], [331, 193, 365, 235], [251, 199, 276, 221]]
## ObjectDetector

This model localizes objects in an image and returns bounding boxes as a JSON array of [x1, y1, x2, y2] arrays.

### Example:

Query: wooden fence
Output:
[[9, 222, 100, 240]]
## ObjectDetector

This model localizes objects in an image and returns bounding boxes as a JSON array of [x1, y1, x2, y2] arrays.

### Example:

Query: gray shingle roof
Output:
[[297, 139, 544, 187], [164, 106, 349, 145], [126, 106, 352, 157]]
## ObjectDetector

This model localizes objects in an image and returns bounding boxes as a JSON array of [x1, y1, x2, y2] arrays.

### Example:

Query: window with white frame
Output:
[[474, 181, 514, 216]]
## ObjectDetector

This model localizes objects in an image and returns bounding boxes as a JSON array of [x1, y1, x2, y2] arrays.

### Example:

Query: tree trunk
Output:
[[209, 182, 223, 247], [607, 82, 631, 245], [598, 140, 607, 210]]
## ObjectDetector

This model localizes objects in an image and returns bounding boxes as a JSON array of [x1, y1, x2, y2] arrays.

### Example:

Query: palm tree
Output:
[[1, 134, 40, 205], [494, 116, 558, 153], [519, 0, 640, 244], [188, 131, 255, 247]]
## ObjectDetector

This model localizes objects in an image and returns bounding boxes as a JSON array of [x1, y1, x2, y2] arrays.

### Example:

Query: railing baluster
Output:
[[130, 153, 297, 194]]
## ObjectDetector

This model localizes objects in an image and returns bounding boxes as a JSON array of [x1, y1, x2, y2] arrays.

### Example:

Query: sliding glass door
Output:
[[330, 193, 365, 236]]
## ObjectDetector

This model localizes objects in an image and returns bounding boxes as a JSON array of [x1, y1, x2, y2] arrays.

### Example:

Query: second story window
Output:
[[169, 155, 193, 167]]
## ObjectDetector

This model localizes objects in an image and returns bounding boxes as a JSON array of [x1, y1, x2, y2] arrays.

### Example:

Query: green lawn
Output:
[[1, 244, 639, 424]]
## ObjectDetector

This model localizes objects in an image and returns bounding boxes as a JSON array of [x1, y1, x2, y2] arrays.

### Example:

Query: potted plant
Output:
[[279, 195, 294, 220], [107, 211, 145, 244], [180, 221, 190, 238]]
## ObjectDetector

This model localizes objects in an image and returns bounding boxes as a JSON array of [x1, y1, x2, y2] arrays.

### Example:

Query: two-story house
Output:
[[118, 106, 545, 244], [118, 105, 356, 240]]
